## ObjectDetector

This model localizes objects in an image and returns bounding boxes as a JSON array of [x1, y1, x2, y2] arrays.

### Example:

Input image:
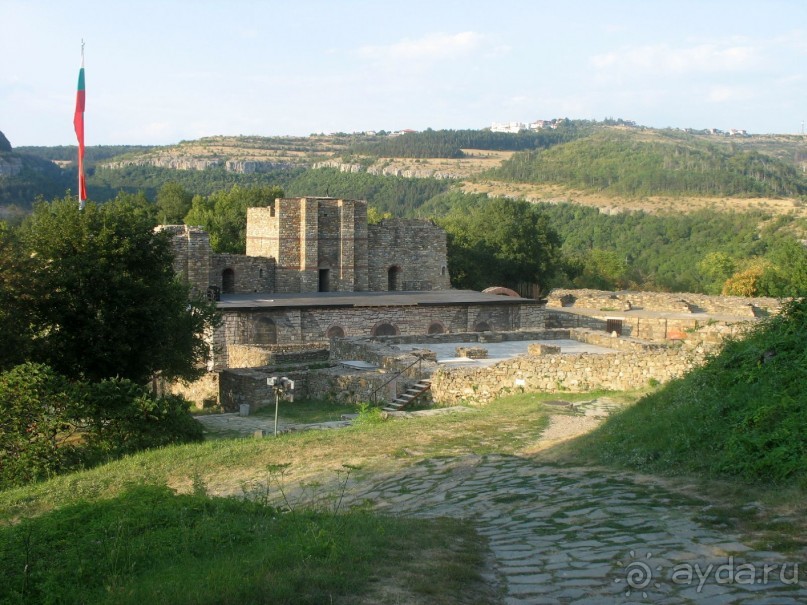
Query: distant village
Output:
[[334, 119, 749, 138]]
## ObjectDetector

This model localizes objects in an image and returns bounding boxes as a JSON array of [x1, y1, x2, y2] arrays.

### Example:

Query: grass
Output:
[[254, 398, 360, 424], [0, 483, 494, 605], [0, 392, 566, 604], [569, 299, 807, 486], [0, 392, 565, 522], [4, 373, 806, 602]]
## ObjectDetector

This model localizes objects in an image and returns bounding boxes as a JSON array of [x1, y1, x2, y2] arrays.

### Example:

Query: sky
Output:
[[1, 0, 805, 146]]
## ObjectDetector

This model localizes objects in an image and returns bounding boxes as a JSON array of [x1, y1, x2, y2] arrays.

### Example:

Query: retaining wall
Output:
[[430, 336, 709, 405]]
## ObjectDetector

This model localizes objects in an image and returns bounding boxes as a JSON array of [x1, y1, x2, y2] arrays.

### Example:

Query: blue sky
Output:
[[1, 0, 805, 145]]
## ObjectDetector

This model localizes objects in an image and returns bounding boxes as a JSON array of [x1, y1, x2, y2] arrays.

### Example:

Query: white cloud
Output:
[[357, 31, 486, 62], [591, 41, 760, 75], [706, 85, 753, 103]]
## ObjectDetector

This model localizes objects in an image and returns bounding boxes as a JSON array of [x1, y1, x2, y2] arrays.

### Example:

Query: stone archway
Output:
[[326, 325, 345, 339], [473, 321, 491, 332], [254, 317, 277, 345], [427, 322, 446, 335], [372, 322, 399, 337]]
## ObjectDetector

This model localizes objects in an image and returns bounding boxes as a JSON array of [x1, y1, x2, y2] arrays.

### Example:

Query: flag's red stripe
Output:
[[74, 66, 86, 201]]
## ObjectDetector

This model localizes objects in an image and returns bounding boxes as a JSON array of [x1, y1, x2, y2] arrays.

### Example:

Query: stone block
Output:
[[528, 344, 561, 356], [456, 346, 488, 359]]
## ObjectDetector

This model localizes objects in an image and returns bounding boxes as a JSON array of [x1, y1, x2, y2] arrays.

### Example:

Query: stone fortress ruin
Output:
[[162, 197, 783, 412], [160, 196, 544, 372]]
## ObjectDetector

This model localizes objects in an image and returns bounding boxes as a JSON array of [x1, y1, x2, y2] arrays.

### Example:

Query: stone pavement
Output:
[[393, 339, 619, 368], [341, 456, 805, 604], [199, 405, 805, 603]]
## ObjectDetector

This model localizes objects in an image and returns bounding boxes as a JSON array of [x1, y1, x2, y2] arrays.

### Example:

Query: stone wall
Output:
[[160, 225, 212, 296], [547, 288, 782, 317], [166, 373, 219, 409], [227, 343, 329, 369], [219, 365, 399, 410], [547, 309, 752, 344], [245, 198, 370, 293], [430, 339, 709, 405], [212, 253, 275, 294], [213, 302, 545, 368], [367, 218, 451, 291]]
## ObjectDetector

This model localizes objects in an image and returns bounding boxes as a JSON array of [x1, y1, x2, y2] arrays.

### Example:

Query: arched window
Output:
[[372, 322, 398, 337], [222, 268, 235, 294], [387, 266, 402, 291], [326, 325, 345, 339], [441, 265, 447, 276], [473, 321, 491, 332], [254, 317, 277, 345], [427, 322, 445, 335]]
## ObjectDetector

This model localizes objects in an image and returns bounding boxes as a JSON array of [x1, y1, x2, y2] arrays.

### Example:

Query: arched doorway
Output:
[[372, 322, 398, 337], [387, 266, 402, 291], [473, 321, 491, 332], [222, 268, 235, 294], [326, 325, 345, 339], [254, 317, 277, 345], [427, 322, 445, 335]]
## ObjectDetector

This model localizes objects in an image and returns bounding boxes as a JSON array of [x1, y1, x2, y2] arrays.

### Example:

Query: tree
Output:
[[7, 196, 218, 384], [721, 261, 770, 297], [698, 252, 737, 295], [438, 198, 562, 292], [184, 185, 283, 253], [757, 237, 807, 297], [0, 223, 35, 369], [156, 182, 193, 224], [367, 207, 392, 224]]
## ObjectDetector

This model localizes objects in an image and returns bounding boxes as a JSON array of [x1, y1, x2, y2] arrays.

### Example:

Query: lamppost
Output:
[[267, 376, 295, 437]]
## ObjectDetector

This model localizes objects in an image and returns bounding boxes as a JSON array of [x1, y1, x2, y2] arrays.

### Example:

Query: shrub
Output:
[[0, 365, 204, 489], [0, 363, 83, 486]]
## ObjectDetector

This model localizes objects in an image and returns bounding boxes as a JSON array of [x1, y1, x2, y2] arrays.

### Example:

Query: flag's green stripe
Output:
[[77, 67, 85, 91]]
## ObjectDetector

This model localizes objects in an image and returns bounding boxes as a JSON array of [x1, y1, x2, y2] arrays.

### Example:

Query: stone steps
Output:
[[382, 379, 432, 412]]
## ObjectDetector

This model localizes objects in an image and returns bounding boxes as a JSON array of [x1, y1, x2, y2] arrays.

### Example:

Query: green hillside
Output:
[[490, 129, 807, 198], [343, 125, 588, 158], [577, 297, 807, 486]]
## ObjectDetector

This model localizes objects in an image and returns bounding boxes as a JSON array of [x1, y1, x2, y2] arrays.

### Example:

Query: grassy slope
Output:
[[0, 484, 490, 605], [571, 298, 807, 486], [0, 394, 563, 604]]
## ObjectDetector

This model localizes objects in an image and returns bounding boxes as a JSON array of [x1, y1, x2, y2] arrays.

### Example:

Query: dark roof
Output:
[[217, 289, 539, 310]]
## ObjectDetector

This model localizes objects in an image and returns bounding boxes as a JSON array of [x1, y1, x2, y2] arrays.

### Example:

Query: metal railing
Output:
[[370, 355, 423, 405]]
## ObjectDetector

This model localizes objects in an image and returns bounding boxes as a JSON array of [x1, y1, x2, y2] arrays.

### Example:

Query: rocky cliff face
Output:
[[103, 156, 293, 173], [312, 159, 459, 180], [0, 156, 23, 178]]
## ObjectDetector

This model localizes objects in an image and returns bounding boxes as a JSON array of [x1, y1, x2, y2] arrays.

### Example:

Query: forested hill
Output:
[[489, 129, 807, 198], [343, 124, 589, 158]]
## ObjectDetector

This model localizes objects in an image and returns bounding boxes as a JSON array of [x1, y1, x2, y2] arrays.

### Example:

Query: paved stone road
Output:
[[342, 455, 806, 605], [199, 406, 805, 603]]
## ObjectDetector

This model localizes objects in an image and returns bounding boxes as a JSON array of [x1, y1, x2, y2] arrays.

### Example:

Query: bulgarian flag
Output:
[[73, 43, 87, 207]]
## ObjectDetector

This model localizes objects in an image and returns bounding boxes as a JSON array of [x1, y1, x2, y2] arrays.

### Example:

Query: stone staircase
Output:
[[382, 379, 432, 412]]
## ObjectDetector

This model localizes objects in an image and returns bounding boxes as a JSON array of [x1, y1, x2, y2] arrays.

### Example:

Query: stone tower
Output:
[[246, 197, 369, 293]]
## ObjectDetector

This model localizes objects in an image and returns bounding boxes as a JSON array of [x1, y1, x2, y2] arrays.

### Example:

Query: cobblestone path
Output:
[[342, 455, 805, 604]]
